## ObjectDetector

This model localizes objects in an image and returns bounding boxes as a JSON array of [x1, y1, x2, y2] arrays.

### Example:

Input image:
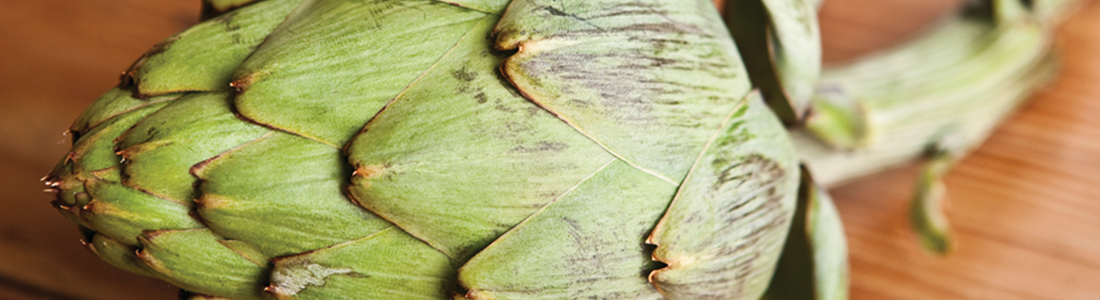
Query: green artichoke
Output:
[[45, 0, 839, 299]]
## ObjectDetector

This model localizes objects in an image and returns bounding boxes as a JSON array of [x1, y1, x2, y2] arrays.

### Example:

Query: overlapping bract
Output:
[[46, 0, 807, 299]]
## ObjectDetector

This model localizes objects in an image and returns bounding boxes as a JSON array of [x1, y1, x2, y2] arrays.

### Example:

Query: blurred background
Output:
[[1, 0, 1098, 299]]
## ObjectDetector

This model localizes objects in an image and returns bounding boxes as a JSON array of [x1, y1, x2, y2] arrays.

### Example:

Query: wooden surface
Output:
[[1, 0, 1098, 299]]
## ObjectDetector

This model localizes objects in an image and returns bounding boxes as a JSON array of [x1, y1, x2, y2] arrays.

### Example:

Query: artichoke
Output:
[[45, 0, 840, 299], [43, 0, 1082, 296]]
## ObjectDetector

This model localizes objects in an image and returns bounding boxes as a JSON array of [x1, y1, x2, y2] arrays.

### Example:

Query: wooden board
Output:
[[0, 0, 1096, 299], [822, 1, 1100, 299]]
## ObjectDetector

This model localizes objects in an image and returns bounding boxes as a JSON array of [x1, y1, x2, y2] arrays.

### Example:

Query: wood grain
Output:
[[821, 1, 1100, 299], [0, 0, 1097, 299]]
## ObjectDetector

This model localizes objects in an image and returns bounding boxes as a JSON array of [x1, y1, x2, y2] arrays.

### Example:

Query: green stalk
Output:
[[795, 0, 1059, 186], [786, 0, 1074, 254]]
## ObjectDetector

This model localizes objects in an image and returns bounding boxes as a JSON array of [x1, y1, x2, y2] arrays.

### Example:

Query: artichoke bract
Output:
[[46, 0, 808, 299]]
